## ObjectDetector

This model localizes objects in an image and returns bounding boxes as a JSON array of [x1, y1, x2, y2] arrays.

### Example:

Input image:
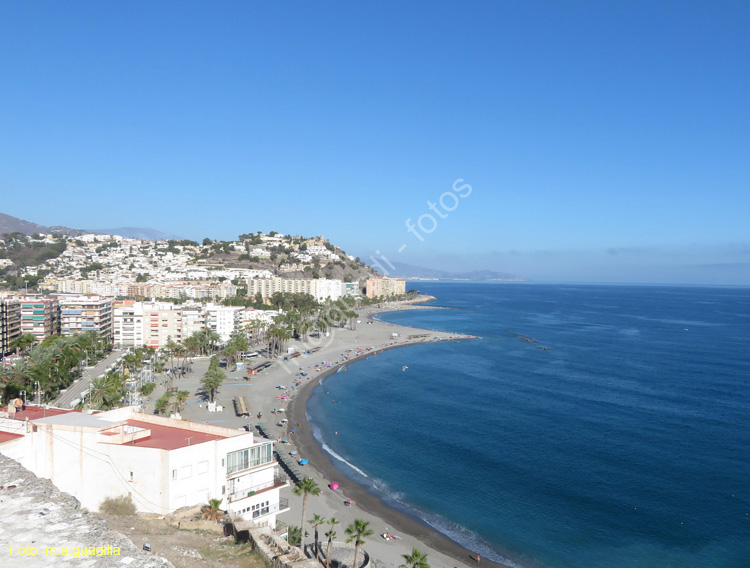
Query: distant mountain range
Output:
[[87, 227, 185, 240], [372, 261, 527, 281], [0, 212, 86, 236], [0, 212, 183, 241]]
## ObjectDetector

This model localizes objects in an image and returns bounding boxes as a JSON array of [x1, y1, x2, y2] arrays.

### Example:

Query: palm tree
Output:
[[345, 519, 373, 568], [201, 498, 224, 522], [200, 367, 225, 402], [9, 333, 36, 355], [399, 549, 430, 568], [309, 513, 326, 559], [287, 525, 302, 547], [89, 372, 125, 410], [293, 477, 321, 552], [175, 390, 189, 410], [324, 517, 339, 568], [155, 392, 171, 415]]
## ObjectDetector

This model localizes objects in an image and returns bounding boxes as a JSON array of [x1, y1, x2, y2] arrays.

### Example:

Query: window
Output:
[[172, 469, 177, 480], [181, 465, 192, 479], [251, 501, 270, 518], [226, 443, 273, 474], [197, 461, 209, 475], [129, 472, 134, 481]]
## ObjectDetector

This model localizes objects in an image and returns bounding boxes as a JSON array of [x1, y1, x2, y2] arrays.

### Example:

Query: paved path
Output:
[[52, 348, 126, 408]]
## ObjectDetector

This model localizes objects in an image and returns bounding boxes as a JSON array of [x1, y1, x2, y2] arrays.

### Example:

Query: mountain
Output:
[[373, 261, 527, 281], [87, 227, 185, 241], [0, 212, 85, 236]]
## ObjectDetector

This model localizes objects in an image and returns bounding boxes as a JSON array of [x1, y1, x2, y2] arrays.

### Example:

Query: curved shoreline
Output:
[[285, 305, 511, 568]]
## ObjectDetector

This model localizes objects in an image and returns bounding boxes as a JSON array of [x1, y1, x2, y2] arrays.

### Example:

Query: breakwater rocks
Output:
[[0, 454, 173, 568]]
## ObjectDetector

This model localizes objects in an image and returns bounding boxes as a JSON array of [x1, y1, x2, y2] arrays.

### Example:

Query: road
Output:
[[52, 349, 126, 408]]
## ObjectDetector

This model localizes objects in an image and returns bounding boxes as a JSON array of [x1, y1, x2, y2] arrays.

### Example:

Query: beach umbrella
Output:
[[299, 459, 308, 465], [329, 482, 339, 490]]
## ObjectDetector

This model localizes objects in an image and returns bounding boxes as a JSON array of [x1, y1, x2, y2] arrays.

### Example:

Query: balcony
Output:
[[228, 475, 289, 503]]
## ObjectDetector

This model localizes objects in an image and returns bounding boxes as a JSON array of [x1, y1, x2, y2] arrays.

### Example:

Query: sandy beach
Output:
[[166, 296, 507, 568]]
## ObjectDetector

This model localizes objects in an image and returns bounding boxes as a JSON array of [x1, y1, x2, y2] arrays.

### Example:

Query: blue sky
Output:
[[2, 1, 749, 284]]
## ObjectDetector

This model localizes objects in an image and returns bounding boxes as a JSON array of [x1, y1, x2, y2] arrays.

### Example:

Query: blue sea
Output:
[[306, 283, 750, 568]]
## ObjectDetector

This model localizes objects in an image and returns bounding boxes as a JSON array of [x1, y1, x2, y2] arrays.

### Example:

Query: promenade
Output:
[[138, 297, 497, 568]]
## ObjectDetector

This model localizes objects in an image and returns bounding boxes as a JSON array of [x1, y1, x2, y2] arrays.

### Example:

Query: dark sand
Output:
[[286, 343, 510, 568]]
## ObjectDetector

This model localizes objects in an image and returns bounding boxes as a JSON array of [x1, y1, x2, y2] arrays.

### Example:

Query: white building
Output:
[[0, 406, 289, 529], [113, 301, 145, 348], [181, 305, 206, 339], [205, 305, 242, 342], [313, 279, 344, 302]]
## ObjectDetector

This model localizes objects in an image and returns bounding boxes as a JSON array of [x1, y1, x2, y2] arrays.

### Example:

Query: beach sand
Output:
[[174, 296, 508, 568], [244, 297, 508, 568]]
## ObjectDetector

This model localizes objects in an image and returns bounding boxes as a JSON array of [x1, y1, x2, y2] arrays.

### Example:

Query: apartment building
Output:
[[0, 299, 21, 359], [144, 302, 184, 348], [245, 278, 349, 302], [365, 277, 407, 299], [205, 305, 242, 343], [112, 300, 146, 348], [0, 406, 289, 529], [55, 295, 113, 341], [19, 297, 61, 340], [181, 305, 206, 339]]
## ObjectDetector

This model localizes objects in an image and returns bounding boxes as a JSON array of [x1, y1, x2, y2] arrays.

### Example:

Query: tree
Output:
[[88, 372, 125, 410], [200, 367, 225, 402], [201, 498, 224, 522], [309, 513, 326, 559], [175, 390, 189, 410], [155, 393, 171, 415], [399, 549, 430, 568], [9, 333, 36, 355], [324, 517, 339, 568], [345, 519, 373, 568], [293, 477, 321, 552], [287, 525, 302, 547]]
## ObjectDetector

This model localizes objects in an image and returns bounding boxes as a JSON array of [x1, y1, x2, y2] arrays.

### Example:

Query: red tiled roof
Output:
[[8, 406, 80, 422], [124, 419, 228, 450], [0, 432, 23, 445]]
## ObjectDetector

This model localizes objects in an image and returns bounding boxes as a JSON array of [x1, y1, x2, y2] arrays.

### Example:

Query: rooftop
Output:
[[8, 405, 80, 422], [33, 412, 113, 428], [123, 419, 229, 450], [0, 431, 23, 445]]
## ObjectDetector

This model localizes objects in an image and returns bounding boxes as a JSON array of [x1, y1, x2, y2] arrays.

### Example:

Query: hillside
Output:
[[200, 234, 378, 282], [0, 212, 84, 236], [87, 227, 186, 240]]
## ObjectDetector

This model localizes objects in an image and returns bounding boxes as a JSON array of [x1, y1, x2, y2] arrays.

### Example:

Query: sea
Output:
[[305, 282, 750, 568]]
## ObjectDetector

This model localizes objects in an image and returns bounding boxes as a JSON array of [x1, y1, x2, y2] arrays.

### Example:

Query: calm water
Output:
[[306, 283, 750, 568]]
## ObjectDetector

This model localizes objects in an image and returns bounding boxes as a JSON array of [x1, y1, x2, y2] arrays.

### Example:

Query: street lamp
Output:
[[20, 390, 27, 406], [34, 381, 40, 405]]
